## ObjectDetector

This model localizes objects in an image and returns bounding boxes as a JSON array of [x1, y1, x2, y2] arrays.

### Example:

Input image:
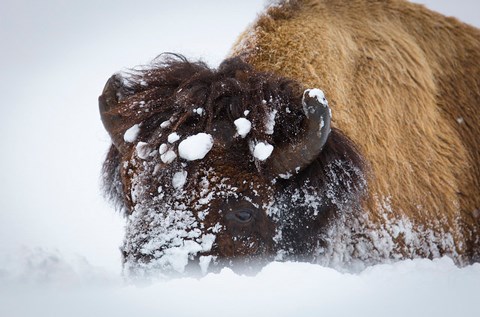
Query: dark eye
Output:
[[226, 209, 253, 223]]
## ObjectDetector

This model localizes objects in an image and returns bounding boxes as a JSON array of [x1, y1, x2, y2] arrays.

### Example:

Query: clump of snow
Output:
[[320, 117, 325, 129], [157, 241, 203, 273], [160, 119, 172, 129], [278, 172, 292, 179], [253, 142, 274, 161], [244, 110, 250, 116], [200, 234, 216, 252], [168, 132, 180, 143], [199, 255, 213, 275], [234, 118, 252, 138], [303, 88, 332, 121], [307, 88, 328, 106], [159, 143, 168, 155], [178, 133, 214, 161], [264, 109, 277, 134], [135, 142, 151, 160], [161, 150, 177, 164], [172, 170, 188, 189], [275, 168, 301, 181], [193, 108, 204, 116], [124, 124, 141, 143]]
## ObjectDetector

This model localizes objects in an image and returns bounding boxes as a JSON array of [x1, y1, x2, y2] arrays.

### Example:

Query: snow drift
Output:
[[1, 248, 479, 317]]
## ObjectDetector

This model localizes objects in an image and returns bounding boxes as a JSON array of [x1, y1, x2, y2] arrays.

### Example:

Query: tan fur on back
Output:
[[231, 0, 480, 262]]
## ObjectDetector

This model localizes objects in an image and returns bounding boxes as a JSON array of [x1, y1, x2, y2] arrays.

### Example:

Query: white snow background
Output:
[[0, 1, 479, 316]]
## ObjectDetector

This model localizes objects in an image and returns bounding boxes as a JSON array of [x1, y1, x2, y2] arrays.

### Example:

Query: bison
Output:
[[100, 0, 480, 277]]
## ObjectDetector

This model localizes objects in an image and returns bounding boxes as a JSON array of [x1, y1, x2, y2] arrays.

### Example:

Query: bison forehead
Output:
[[124, 116, 275, 204], [128, 154, 274, 213]]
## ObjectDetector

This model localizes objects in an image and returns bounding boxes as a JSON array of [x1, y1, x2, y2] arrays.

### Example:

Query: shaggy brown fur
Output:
[[231, 0, 480, 261]]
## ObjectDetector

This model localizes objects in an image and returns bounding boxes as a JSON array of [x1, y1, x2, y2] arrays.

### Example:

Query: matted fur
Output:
[[231, 0, 480, 261]]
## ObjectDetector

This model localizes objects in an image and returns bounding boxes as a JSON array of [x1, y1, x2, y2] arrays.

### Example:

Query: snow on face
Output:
[[124, 193, 211, 275], [124, 164, 253, 276], [253, 142, 274, 161], [234, 117, 252, 138], [178, 133, 214, 161], [124, 124, 141, 143]]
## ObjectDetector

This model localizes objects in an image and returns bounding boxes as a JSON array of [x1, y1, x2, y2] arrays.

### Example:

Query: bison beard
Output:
[[100, 54, 366, 277]]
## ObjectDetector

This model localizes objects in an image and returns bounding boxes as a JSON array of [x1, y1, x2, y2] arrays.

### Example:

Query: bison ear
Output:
[[268, 88, 331, 177], [99, 74, 132, 153]]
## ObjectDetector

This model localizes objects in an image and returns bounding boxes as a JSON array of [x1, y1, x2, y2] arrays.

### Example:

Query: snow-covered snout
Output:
[[99, 55, 365, 277]]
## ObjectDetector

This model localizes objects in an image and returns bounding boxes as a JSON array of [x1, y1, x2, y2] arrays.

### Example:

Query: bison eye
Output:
[[226, 209, 253, 224]]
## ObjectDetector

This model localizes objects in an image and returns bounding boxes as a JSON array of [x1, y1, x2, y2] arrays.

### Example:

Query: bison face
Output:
[[99, 55, 365, 277]]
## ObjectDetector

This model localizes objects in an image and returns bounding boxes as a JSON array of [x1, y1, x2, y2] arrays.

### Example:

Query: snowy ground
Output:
[[0, 1, 479, 316], [1, 248, 479, 317]]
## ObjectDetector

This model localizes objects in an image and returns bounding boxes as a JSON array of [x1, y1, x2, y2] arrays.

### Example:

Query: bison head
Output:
[[100, 54, 365, 277]]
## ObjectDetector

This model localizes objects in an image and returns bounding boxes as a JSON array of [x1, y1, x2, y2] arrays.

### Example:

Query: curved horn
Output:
[[99, 74, 131, 153], [268, 89, 331, 178]]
